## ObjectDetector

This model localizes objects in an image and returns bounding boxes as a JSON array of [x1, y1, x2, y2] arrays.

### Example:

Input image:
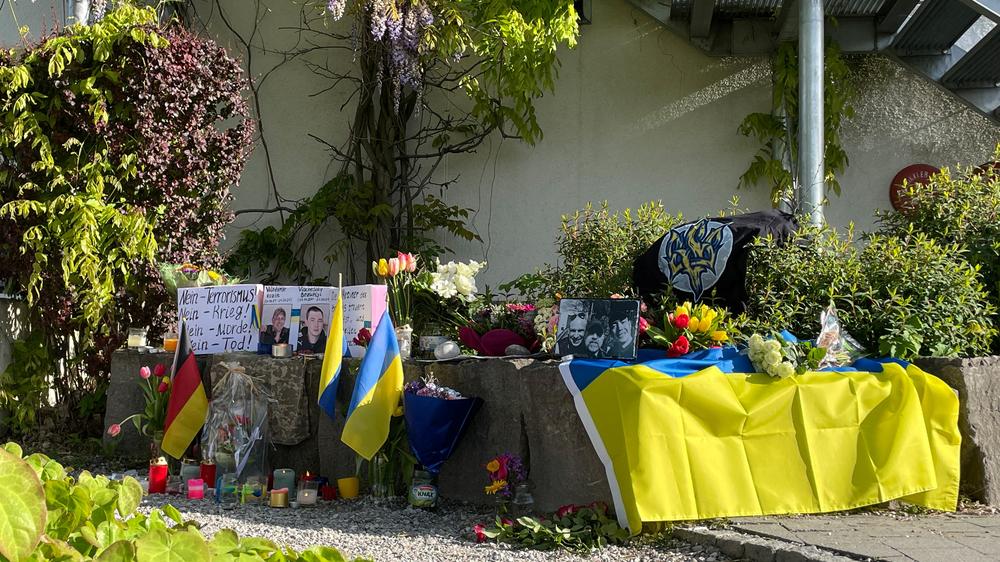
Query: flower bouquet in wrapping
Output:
[[201, 363, 271, 481], [403, 376, 482, 475], [159, 263, 238, 296], [412, 259, 485, 334], [646, 302, 735, 357], [746, 333, 827, 379]]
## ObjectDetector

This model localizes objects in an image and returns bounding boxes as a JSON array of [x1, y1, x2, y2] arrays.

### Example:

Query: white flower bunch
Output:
[[429, 259, 485, 302], [748, 334, 796, 379], [532, 301, 558, 352]]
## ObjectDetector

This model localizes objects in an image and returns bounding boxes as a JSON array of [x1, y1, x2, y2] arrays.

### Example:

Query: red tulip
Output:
[[556, 504, 578, 518], [153, 364, 167, 377], [673, 313, 690, 329], [473, 523, 487, 543], [674, 335, 690, 354], [157, 381, 169, 393], [638, 317, 650, 334], [500, 517, 514, 526], [107, 423, 121, 437]]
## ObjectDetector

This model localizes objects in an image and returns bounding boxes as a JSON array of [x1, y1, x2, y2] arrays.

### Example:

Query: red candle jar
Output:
[[149, 460, 168, 494], [200, 461, 216, 489], [320, 484, 337, 501]]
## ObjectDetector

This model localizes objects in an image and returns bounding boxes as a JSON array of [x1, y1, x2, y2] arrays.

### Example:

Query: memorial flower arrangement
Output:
[[404, 376, 464, 399], [459, 302, 540, 355], [106, 364, 170, 453], [646, 302, 735, 357], [159, 263, 237, 295], [475, 501, 628, 551], [373, 251, 419, 328], [747, 333, 827, 379], [425, 259, 485, 303], [483, 452, 526, 499]]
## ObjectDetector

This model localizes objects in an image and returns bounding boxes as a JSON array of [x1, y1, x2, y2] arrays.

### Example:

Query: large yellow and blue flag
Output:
[[318, 287, 349, 420], [560, 350, 960, 533], [341, 308, 403, 460]]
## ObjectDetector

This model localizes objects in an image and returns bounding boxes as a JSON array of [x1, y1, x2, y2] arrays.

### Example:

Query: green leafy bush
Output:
[[744, 225, 996, 359], [0, 442, 369, 562], [502, 201, 683, 299], [877, 152, 1000, 351]]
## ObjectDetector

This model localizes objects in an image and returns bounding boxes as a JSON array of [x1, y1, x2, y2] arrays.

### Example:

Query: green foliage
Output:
[[0, 447, 46, 561], [738, 41, 855, 206], [744, 224, 997, 359], [501, 201, 683, 299], [877, 151, 1000, 351], [0, 442, 371, 562], [480, 503, 629, 552]]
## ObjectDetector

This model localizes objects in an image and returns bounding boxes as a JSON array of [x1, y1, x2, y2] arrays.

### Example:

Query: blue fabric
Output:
[[404, 393, 482, 474], [567, 344, 910, 392]]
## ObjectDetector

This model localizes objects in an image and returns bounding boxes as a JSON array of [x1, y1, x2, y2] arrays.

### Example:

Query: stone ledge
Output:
[[672, 527, 859, 562]]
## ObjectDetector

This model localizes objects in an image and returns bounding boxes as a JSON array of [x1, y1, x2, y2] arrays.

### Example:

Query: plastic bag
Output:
[[202, 362, 271, 483], [816, 304, 867, 368]]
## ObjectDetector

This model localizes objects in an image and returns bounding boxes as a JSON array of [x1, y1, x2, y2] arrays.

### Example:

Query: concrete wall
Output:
[[4, 1, 1000, 287]]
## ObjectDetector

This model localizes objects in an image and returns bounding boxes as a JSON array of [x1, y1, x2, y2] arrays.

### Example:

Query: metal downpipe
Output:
[[799, 0, 825, 225]]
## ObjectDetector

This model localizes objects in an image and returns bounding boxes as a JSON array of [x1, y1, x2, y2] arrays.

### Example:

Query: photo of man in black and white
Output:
[[556, 299, 640, 360]]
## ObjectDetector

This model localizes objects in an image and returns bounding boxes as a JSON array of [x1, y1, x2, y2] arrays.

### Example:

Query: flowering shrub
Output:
[[475, 501, 628, 551], [0, 5, 254, 433], [484, 453, 526, 499], [646, 302, 736, 357]]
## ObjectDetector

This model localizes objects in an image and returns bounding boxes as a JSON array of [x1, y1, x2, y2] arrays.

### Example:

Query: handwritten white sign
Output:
[[343, 284, 387, 355], [177, 285, 263, 355]]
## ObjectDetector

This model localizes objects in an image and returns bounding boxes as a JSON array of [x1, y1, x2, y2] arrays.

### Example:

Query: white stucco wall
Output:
[[0, 0, 65, 46], [4, 1, 1000, 288]]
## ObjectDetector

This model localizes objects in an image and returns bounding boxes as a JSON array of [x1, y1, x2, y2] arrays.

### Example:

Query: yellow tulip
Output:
[[376, 258, 389, 277], [675, 303, 691, 318], [688, 317, 702, 332], [711, 330, 729, 342]]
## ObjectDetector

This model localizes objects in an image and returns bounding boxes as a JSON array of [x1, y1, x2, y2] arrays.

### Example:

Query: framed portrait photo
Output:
[[555, 298, 641, 360]]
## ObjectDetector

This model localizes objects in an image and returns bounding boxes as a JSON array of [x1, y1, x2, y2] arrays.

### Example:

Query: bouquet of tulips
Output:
[[107, 363, 171, 441], [373, 251, 419, 328], [646, 301, 734, 357]]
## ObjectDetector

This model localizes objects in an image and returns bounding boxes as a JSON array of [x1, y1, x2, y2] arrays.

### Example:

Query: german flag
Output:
[[162, 318, 208, 459]]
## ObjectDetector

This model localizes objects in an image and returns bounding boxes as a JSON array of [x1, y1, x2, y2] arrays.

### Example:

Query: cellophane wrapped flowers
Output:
[[404, 375, 463, 400]]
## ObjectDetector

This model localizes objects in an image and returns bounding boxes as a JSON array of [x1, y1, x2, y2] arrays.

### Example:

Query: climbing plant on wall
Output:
[[218, 0, 581, 283], [737, 41, 855, 208]]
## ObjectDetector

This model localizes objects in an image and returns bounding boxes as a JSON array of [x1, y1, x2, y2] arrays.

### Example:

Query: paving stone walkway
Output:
[[728, 513, 1000, 561]]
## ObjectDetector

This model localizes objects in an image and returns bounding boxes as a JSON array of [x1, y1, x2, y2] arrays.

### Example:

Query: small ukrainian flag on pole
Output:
[[318, 283, 348, 420], [341, 308, 404, 460]]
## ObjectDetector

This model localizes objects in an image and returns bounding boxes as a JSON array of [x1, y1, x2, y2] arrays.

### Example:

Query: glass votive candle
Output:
[[148, 459, 168, 494], [166, 475, 182, 495], [296, 488, 317, 506], [163, 332, 178, 352], [128, 328, 148, 349], [219, 473, 239, 509], [200, 461, 217, 489], [320, 484, 337, 501], [180, 460, 201, 483], [187, 479, 205, 500], [272, 468, 295, 498]]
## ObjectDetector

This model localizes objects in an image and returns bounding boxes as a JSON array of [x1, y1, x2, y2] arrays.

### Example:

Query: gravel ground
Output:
[[140, 495, 733, 562]]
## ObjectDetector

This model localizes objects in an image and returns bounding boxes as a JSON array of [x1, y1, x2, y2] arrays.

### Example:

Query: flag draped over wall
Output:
[[560, 357, 960, 533], [162, 319, 209, 459], [341, 309, 403, 460], [318, 287, 348, 420]]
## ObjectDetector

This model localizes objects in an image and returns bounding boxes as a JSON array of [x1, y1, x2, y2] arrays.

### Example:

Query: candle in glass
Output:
[[148, 460, 167, 494], [187, 479, 205, 500], [296, 488, 317, 506], [200, 461, 217, 490], [127, 328, 148, 348], [272, 468, 295, 498]]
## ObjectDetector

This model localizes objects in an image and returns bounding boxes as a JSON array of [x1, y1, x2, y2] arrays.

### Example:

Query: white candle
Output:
[[296, 488, 317, 506]]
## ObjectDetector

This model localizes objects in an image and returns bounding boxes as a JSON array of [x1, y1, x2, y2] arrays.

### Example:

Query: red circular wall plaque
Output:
[[890, 164, 939, 211]]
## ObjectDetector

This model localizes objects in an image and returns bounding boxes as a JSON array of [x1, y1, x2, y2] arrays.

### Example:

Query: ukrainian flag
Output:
[[560, 352, 960, 533], [341, 309, 403, 460], [318, 287, 348, 420]]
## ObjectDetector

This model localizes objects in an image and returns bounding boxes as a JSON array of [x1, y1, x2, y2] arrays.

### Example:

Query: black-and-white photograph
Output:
[[555, 299, 641, 360]]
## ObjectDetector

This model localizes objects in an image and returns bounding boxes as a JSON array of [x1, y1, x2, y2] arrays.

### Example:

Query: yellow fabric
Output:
[[577, 363, 959, 532]]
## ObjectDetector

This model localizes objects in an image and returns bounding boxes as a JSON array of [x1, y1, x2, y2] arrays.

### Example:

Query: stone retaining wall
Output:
[[105, 350, 612, 510]]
